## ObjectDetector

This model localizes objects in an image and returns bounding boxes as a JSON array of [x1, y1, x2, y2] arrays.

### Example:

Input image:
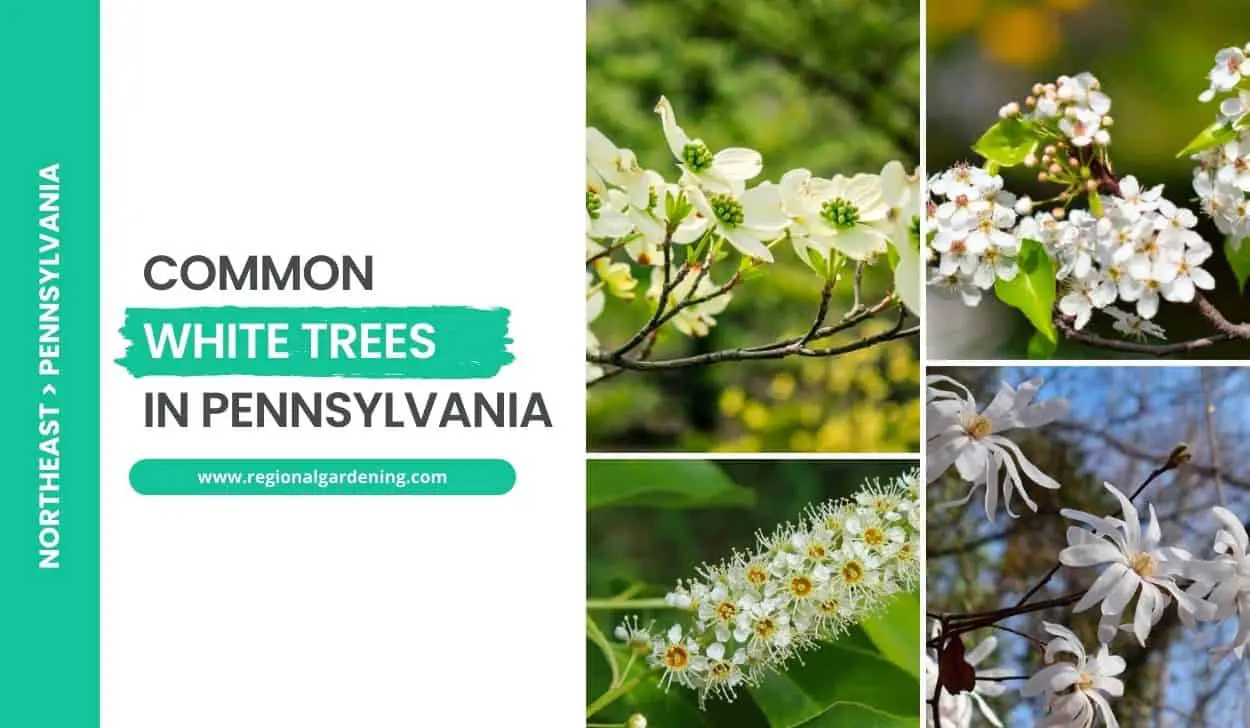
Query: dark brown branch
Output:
[[1057, 316, 1234, 356]]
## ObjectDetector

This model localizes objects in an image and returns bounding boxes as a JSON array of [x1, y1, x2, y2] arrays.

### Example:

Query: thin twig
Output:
[[1057, 317, 1234, 356]]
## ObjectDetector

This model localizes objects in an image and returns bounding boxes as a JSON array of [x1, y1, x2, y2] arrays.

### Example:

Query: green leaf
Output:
[[1027, 329, 1058, 358], [748, 641, 920, 728], [1177, 120, 1239, 158], [586, 460, 755, 510], [993, 239, 1057, 344], [1226, 237, 1250, 292], [972, 117, 1038, 168], [859, 592, 920, 679], [1088, 188, 1103, 218], [885, 244, 900, 270]]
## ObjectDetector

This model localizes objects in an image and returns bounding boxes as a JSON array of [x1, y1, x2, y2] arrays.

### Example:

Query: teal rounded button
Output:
[[130, 458, 515, 495]]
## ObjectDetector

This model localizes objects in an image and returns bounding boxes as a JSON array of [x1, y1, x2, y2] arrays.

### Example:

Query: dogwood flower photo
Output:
[[586, 0, 920, 453], [928, 366, 1250, 727], [587, 460, 921, 728], [927, 6, 1250, 359]]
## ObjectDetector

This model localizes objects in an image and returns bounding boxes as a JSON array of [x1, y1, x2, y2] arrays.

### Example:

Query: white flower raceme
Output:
[[1022, 623, 1125, 728], [620, 470, 920, 708], [926, 375, 1068, 521], [1186, 507, 1250, 660], [1013, 72, 1113, 147], [1059, 482, 1215, 645]]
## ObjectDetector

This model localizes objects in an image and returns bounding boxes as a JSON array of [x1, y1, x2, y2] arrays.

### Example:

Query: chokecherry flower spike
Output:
[[619, 470, 920, 708]]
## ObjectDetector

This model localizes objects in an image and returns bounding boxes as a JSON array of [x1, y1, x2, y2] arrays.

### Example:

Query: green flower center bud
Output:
[[709, 194, 744, 228], [586, 189, 602, 220], [681, 141, 714, 172], [820, 198, 860, 229], [647, 186, 659, 210], [909, 216, 921, 248]]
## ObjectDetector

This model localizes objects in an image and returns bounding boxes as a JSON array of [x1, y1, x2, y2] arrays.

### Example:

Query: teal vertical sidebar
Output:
[[1, 1, 100, 726]]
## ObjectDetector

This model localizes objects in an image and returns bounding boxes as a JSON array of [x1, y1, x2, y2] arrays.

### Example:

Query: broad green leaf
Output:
[[972, 117, 1038, 168], [993, 239, 1057, 344], [587, 460, 755, 510], [748, 641, 920, 728], [1027, 329, 1058, 359], [1226, 237, 1250, 292], [859, 591, 920, 679], [1177, 120, 1239, 158]]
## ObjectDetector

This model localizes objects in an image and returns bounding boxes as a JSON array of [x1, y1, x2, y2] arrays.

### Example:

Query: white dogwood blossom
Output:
[[586, 97, 915, 373], [926, 375, 1068, 520]]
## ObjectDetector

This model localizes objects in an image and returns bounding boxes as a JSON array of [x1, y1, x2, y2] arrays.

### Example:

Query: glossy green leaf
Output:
[[1226, 237, 1250, 292], [1027, 329, 1059, 359], [748, 641, 920, 728], [972, 117, 1038, 168], [993, 239, 1057, 344], [859, 591, 920, 679], [587, 460, 755, 510], [1177, 120, 1239, 158]]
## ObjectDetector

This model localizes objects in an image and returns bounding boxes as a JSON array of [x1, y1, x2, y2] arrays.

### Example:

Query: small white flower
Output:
[[1103, 307, 1166, 342], [681, 184, 788, 262], [926, 376, 1068, 520], [1187, 507, 1250, 660], [1022, 623, 1125, 728], [1200, 47, 1250, 102]]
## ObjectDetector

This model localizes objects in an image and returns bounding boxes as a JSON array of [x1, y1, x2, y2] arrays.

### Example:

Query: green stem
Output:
[[586, 597, 673, 611], [586, 673, 646, 718]]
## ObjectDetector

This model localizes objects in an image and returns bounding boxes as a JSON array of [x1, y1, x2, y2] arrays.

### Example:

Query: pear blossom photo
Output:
[[587, 459, 921, 727], [587, 0, 920, 453], [926, 1, 1250, 360], [928, 366, 1250, 727]]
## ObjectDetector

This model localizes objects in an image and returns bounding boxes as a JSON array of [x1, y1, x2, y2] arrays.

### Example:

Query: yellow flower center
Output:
[[1130, 551, 1157, 577], [864, 527, 885, 547], [789, 575, 814, 598], [842, 560, 865, 584], [715, 600, 737, 623], [964, 413, 993, 439], [746, 566, 768, 587], [664, 645, 689, 670]]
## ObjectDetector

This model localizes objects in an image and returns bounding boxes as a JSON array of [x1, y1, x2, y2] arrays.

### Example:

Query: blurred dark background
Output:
[[587, 0, 920, 452], [927, 0, 1250, 359]]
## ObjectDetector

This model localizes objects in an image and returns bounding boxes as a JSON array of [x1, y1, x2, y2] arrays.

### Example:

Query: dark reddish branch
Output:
[[1088, 154, 1121, 196]]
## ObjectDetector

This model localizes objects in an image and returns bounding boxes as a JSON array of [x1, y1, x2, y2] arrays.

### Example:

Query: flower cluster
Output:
[[926, 375, 1068, 521], [586, 97, 919, 382], [617, 470, 920, 707], [1192, 45, 1250, 245], [929, 373, 1250, 728], [1000, 72, 1113, 149]]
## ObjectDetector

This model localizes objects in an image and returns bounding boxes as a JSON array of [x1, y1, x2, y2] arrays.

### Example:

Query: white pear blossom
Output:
[[1022, 623, 1125, 728], [1103, 308, 1166, 342], [926, 375, 1068, 521], [1199, 45, 1250, 103]]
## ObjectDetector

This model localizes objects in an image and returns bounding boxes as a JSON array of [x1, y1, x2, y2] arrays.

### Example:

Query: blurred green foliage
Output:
[[587, 0, 921, 451], [587, 459, 920, 727], [929, 0, 1250, 357]]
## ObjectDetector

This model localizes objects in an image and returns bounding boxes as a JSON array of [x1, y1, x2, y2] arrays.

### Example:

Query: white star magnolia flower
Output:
[[926, 375, 1068, 521], [1187, 507, 1250, 660], [1022, 623, 1125, 728], [1059, 481, 1216, 645], [622, 471, 920, 708]]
